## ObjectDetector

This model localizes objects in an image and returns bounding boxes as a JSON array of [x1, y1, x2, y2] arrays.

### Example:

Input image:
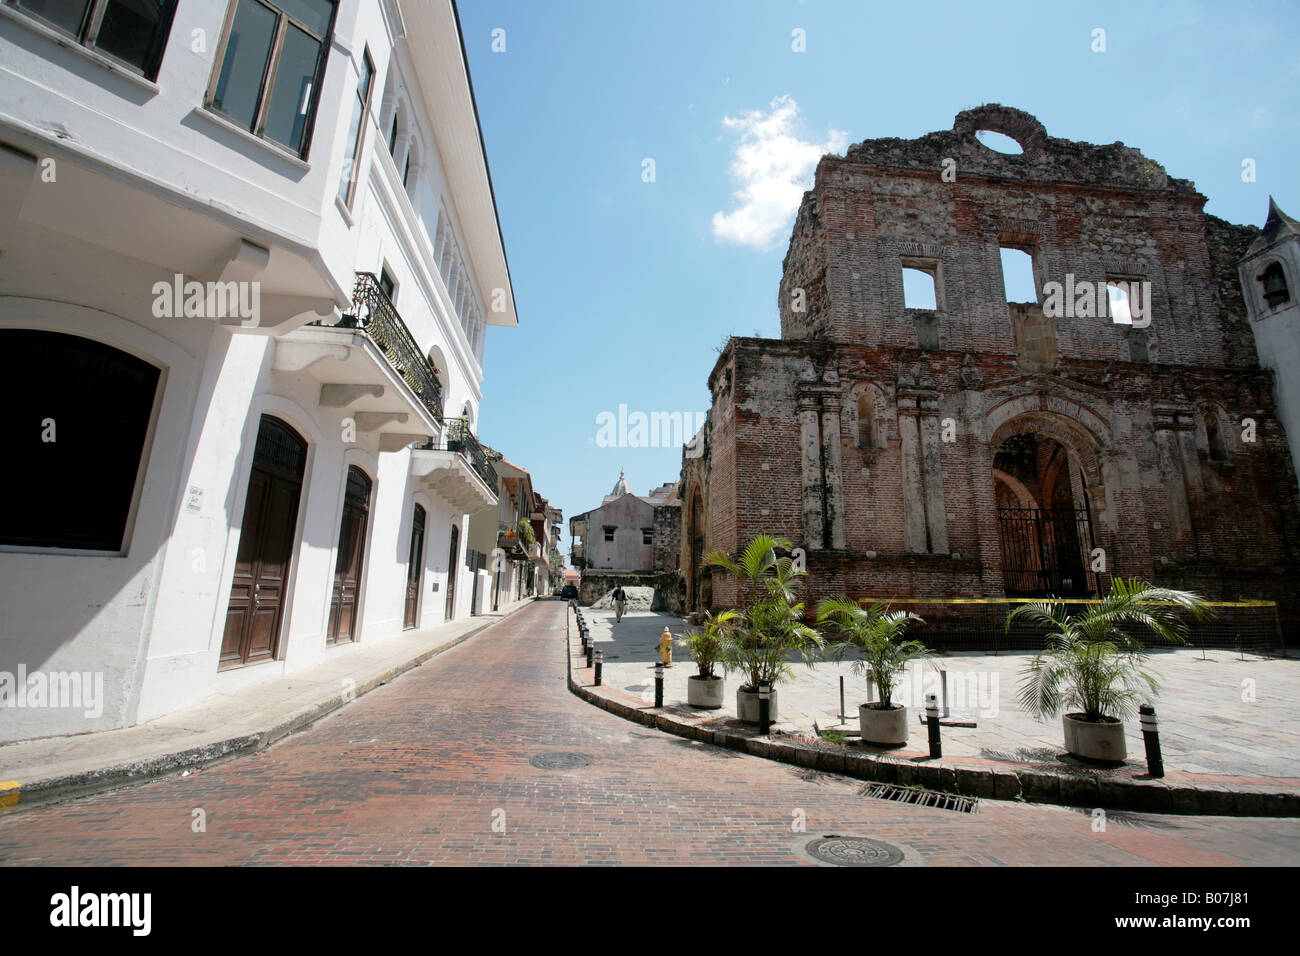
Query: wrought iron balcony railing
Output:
[[417, 417, 498, 493], [335, 272, 444, 420], [444, 417, 499, 491]]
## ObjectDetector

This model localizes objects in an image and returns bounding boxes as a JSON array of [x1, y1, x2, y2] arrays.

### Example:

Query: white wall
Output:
[[0, 0, 506, 742]]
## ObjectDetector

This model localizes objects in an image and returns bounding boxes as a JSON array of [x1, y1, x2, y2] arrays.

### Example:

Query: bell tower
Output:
[[1239, 197, 1300, 480]]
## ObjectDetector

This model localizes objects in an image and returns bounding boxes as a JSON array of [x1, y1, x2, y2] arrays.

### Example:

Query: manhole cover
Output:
[[529, 752, 592, 771], [805, 836, 904, 867]]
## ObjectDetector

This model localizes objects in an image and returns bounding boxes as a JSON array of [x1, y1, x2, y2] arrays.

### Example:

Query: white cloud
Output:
[[711, 95, 847, 250]]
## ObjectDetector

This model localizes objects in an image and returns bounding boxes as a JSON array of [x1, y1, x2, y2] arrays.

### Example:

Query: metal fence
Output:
[[336, 271, 445, 420], [443, 417, 498, 489], [997, 506, 1097, 597], [848, 598, 1286, 655]]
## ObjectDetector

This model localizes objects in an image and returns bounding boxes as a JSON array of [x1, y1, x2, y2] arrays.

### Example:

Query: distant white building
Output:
[[1239, 198, 1300, 483], [0, 0, 517, 742], [570, 472, 680, 572]]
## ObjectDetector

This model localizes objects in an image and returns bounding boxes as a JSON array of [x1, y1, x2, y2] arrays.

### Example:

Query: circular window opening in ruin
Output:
[[975, 130, 1024, 154]]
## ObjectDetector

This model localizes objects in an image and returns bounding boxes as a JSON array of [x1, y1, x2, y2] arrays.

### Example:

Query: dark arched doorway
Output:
[[327, 465, 372, 644], [444, 523, 460, 620], [224, 415, 306, 668], [686, 487, 704, 611], [993, 432, 1097, 597], [2, 329, 160, 552], [403, 504, 426, 629]]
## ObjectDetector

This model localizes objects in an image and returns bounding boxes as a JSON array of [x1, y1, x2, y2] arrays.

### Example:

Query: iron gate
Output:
[[998, 506, 1097, 597]]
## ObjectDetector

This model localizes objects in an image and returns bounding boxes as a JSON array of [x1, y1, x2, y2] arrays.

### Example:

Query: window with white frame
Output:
[[6, 0, 178, 78], [337, 47, 375, 208], [207, 0, 337, 158]]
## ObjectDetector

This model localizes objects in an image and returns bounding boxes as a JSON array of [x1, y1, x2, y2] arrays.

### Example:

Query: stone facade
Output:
[[681, 106, 1300, 639], [570, 474, 681, 573]]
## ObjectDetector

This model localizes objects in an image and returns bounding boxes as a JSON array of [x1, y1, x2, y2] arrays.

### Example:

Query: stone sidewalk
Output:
[[570, 605, 1300, 810], [0, 597, 537, 810]]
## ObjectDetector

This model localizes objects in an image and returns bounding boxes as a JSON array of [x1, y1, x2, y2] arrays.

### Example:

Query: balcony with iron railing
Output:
[[436, 417, 499, 490], [330, 272, 445, 421]]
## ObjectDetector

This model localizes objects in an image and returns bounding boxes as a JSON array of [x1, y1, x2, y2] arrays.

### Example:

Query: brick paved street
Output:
[[1, 601, 1297, 866]]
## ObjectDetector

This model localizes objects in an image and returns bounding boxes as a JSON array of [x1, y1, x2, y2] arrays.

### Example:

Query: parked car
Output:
[[560, 583, 579, 600]]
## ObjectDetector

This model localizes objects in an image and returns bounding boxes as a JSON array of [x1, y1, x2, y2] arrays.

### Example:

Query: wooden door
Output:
[[327, 466, 372, 644], [403, 505, 425, 629], [444, 523, 459, 620], [222, 417, 305, 669]]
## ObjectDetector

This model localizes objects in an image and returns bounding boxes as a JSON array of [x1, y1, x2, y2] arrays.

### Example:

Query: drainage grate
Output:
[[805, 836, 904, 867], [860, 782, 979, 813], [529, 752, 592, 771]]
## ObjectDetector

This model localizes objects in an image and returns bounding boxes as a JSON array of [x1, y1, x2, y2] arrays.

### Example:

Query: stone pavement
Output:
[[0, 597, 535, 810], [2, 599, 1298, 866], [583, 607, 1300, 785]]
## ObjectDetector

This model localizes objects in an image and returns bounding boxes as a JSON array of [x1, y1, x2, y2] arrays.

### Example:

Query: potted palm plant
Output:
[[1008, 577, 1211, 762], [706, 535, 824, 724], [818, 599, 929, 746], [678, 610, 736, 708]]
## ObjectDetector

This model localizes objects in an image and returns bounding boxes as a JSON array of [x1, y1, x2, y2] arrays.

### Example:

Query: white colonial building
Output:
[[0, 0, 517, 742]]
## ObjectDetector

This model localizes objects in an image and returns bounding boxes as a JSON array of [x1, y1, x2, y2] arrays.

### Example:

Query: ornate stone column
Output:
[[797, 392, 825, 548], [898, 387, 948, 553], [1152, 405, 1198, 551], [819, 391, 848, 550]]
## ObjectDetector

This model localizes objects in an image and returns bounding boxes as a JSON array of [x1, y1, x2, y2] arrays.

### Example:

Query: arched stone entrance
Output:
[[988, 411, 1106, 597], [685, 486, 704, 611]]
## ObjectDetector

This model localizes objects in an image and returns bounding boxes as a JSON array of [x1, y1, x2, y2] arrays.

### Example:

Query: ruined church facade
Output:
[[681, 106, 1300, 638]]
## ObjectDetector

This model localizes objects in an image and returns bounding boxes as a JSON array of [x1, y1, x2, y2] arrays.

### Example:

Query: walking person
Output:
[[612, 585, 627, 624]]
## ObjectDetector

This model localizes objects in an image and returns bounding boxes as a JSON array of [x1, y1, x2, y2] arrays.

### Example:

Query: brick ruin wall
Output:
[[686, 106, 1300, 639]]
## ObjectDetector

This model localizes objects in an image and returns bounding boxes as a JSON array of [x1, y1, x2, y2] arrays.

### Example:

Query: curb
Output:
[[563, 631, 1300, 818], [0, 602, 534, 813]]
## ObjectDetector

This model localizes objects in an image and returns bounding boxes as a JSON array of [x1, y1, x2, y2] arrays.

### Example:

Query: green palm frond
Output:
[[708, 535, 820, 691], [1010, 580, 1210, 722], [816, 598, 928, 709]]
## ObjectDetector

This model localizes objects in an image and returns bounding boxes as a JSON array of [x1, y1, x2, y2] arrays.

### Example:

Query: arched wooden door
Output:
[[687, 488, 704, 610], [444, 523, 459, 620], [327, 466, 372, 644], [403, 504, 426, 629], [223, 416, 306, 669]]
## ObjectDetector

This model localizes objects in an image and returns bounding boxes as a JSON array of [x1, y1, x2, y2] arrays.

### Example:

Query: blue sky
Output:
[[456, 0, 1300, 558]]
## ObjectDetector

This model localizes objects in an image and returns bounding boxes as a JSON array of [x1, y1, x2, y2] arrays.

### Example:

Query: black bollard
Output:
[[654, 662, 664, 707], [758, 680, 771, 735], [586, 639, 594, 669], [594, 650, 603, 687], [925, 692, 942, 758], [1139, 703, 1164, 777]]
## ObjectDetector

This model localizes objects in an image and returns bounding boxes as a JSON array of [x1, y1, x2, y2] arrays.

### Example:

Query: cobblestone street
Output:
[[1, 601, 1297, 867]]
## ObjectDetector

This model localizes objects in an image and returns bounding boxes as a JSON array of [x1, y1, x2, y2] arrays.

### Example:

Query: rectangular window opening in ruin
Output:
[[901, 266, 938, 310], [1000, 247, 1037, 304], [603, 527, 615, 542], [1106, 281, 1134, 324]]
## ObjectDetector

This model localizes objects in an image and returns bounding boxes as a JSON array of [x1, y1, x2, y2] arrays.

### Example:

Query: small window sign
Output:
[[185, 485, 204, 513]]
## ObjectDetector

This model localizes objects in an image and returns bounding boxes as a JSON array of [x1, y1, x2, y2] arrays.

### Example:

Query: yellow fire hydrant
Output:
[[659, 627, 674, 667]]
